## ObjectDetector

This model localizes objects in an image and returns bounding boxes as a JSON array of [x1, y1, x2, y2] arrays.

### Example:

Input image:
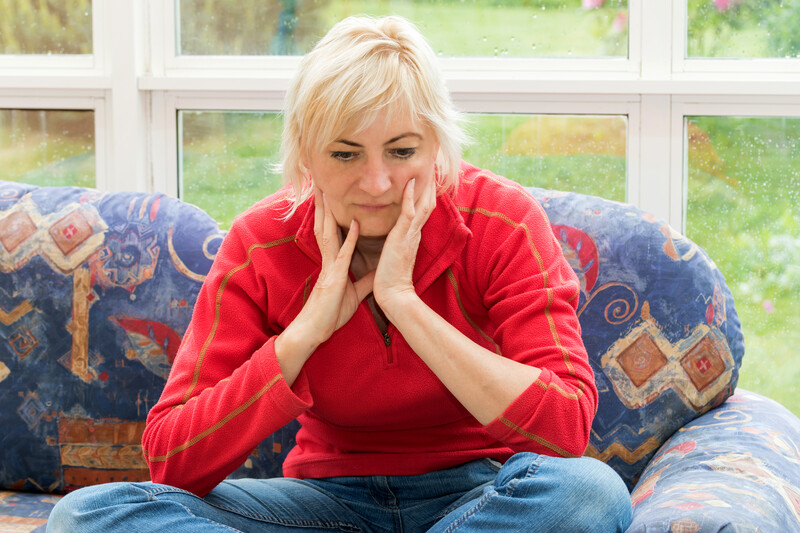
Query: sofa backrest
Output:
[[0, 181, 743, 493], [528, 188, 744, 489]]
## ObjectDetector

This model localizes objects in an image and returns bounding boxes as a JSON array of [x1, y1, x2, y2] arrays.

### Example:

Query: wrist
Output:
[[378, 289, 422, 325]]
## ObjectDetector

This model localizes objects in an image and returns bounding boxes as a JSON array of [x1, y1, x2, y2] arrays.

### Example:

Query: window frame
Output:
[[0, 0, 799, 232]]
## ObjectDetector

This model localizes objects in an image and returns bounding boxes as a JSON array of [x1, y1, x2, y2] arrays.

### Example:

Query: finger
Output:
[[396, 178, 416, 230], [353, 269, 376, 302], [332, 219, 359, 277], [313, 186, 325, 252], [410, 178, 435, 233], [320, 194, 342, 261]]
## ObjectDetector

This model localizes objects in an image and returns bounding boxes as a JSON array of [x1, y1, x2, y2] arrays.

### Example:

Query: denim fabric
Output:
[[47, 453, 631, 533]]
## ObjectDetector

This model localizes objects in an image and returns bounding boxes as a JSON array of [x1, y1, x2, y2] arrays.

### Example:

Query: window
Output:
[[685, 116, 800, 412], [179, 111, 283, 227], [177, 0, 629, 58], [687, 1, 800, 58], [465, 114, 627, 199], [178, 112, 628, 229], [0, 0, 92, 55], [0, 109, 95, 187], [2, 0, 798, 414]]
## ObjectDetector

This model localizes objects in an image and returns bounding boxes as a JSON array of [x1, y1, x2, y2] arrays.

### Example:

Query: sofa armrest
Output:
[[627, 389, 800, 532]]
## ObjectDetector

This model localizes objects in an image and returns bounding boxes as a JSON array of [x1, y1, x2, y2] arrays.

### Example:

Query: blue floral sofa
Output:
[[0, 179, 798, 533]]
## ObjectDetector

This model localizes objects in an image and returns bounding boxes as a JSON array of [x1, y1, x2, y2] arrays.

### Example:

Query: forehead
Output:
[[334, 108, 426, 142]]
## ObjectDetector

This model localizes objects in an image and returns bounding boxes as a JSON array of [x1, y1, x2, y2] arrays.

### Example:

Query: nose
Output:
[[359, 157, 392, 197]]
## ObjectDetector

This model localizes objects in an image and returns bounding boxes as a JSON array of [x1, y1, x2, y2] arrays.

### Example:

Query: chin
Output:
[[350, 213, 398, 238], [358, 227, 391, 239]]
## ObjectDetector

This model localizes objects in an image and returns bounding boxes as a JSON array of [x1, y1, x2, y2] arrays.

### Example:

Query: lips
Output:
[[354, 203, 391, 211]]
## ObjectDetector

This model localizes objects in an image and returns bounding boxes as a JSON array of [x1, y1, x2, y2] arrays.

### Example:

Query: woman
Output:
[[48, 15, 632, 532]]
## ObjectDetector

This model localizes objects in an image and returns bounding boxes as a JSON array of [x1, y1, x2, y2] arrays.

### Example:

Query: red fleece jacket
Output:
[[142, 162, 597, 496]]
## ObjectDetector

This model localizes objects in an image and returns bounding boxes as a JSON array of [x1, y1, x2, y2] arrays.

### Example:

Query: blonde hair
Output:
[[277, 15, 466, 215]]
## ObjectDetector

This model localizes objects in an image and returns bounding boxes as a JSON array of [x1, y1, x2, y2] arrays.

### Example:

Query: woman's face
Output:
[[305, 109, 439, 238]]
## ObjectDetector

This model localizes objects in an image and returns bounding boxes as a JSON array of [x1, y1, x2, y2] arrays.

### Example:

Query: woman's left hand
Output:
[[373, 178, 437, 311]]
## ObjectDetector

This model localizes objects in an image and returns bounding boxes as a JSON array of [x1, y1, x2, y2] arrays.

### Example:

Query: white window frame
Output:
[[1, 0, 800, 232]]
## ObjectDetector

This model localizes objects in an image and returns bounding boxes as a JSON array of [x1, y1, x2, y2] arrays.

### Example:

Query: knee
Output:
[[561, 458, 633, 532], [496, 454, 632, 532], [47, 482, 147, 533]]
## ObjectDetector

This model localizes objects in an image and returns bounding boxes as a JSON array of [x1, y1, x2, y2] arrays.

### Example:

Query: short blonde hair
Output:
[[278, 15, 466, 214]]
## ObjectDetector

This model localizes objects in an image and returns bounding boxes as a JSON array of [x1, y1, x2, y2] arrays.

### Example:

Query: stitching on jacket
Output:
[[498, 417, 578, 458], [147, 375, 283, 462], [445, 268, 501, 355], [181, 234, 295, 404], [456, 205, 575, 377]]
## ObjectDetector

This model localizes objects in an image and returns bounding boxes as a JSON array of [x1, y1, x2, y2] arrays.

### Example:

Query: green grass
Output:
[[320, 0, 627, 57], [179, 111, 284, 226], [463, 114, 626, 200], [0, 110, 95, 188], [686, 116, 800, 415]]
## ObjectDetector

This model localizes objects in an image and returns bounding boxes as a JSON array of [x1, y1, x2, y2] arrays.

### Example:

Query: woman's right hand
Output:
[[274, 189, 374, 384]]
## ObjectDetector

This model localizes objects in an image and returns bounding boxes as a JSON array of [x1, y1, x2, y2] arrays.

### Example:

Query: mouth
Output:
[[354, 203, 392, 211]]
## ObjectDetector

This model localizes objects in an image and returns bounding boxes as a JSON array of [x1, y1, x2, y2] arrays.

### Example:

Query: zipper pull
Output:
[[383, 332, 391, 346]]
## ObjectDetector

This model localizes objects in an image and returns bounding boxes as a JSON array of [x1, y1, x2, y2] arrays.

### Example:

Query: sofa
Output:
[[0, 178, 798, 533]]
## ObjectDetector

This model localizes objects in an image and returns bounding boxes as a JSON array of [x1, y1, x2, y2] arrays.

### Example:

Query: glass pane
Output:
[[685, 116, 800, 416], [0, 110, 95, 187], [178, 0, 628, 58], [464, 114, 627, 201], [179, 111, 284, 229], [179, 111, 626, 229], [0, 0, 92, 54], [687, 0, 800, 58]]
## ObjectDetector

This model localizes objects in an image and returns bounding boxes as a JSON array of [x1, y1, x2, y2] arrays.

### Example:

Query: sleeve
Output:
[[141, 221, 312, 496], [472, 187, 597, 458]]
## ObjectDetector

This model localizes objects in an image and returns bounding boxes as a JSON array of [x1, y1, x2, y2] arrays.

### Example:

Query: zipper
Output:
[[366, 307, 394, 366], [383, 331, 393, 365]]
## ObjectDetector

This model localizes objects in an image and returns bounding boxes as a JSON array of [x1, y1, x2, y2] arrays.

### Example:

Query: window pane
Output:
[[179, 111, 284, 229], [179, 111, 626, 229], [0, 0, 92, 54], [178, 0, 628, 58], [0, 110, 95, 187], [685, 116, 800, 416], [687, 1, 800, 58], [464, 114, 627, 201]]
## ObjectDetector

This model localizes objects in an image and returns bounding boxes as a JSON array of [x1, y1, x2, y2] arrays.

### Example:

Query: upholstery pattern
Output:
[[528, 188, 744, 490], [0, 491, 60, 533], [629, 389, 800, 532], [0, 181, 297, 494]]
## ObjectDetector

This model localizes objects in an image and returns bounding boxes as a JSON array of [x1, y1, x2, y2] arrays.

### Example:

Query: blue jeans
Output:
[[47, 453, 632, 532]]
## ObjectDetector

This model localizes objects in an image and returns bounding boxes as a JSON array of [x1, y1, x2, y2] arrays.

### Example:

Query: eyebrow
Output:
[[332, 132, 423, 147]]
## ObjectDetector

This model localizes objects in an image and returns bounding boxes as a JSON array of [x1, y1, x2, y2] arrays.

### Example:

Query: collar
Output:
[[293, 192, 472, 295]]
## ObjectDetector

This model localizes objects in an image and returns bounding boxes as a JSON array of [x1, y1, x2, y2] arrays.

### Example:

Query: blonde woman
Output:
[[48, 16, 632, 533]]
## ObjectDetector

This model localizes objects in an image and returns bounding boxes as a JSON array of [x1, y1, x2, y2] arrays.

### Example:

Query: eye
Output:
[[331, 151, 358, 162], [390, 147, 417, 159]]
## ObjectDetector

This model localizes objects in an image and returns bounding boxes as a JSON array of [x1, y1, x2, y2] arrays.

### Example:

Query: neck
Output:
[[342, 227, 385, 271], [356, 236, 385, 271]]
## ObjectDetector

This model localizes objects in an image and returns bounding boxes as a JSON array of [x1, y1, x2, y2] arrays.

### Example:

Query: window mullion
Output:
[[639, 0, 672, 80], [105, 0, 148, 192], [636, 95, 676, 226]]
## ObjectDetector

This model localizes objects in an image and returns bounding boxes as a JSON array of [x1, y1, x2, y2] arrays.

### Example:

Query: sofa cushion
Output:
[[627, 389, 800, 532], [0, 181, 297, 493], [0, 490, 60, 532], [528, 188, 744, 489]]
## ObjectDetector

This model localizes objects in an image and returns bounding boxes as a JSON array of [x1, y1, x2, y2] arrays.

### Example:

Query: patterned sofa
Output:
[[0, 179, 798, 533]]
